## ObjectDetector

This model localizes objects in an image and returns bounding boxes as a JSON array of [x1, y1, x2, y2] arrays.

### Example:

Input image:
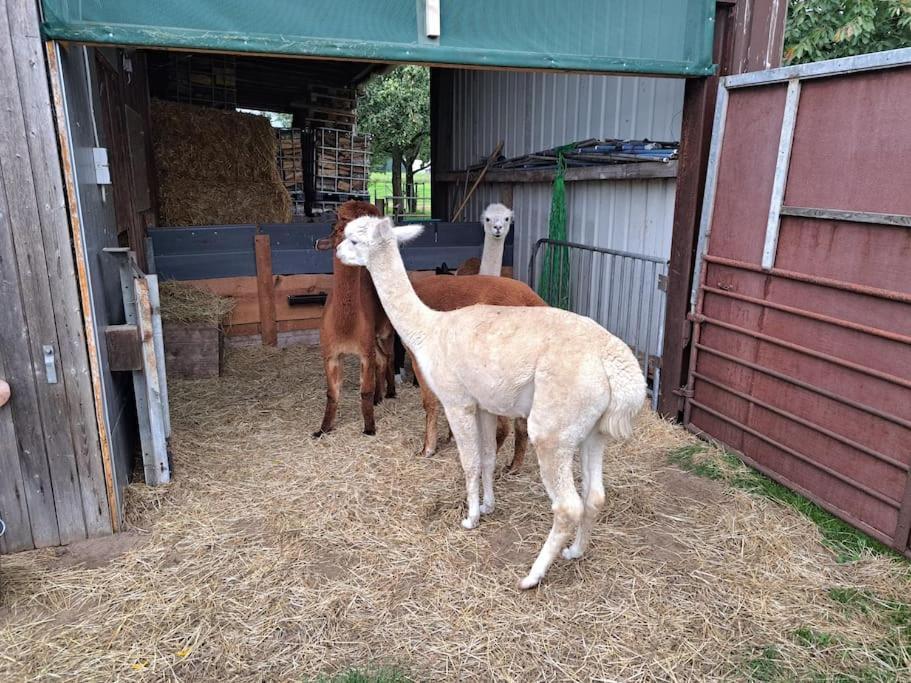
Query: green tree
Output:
[[784, 0, 911, 64], [358, 66, 430, 213]]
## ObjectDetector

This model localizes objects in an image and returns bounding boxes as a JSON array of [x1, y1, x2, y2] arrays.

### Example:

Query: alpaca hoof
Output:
[[562, 545, 584, 561], [480, 502, 495, 515], [312, 429, 328, 439], [363, 428, 376, 436], [518, 574, 541, 590], [373, 397, 382, 406], [386, 390, 397, 400], [417, 447, 435, 458], [461, 517, 478, 530]]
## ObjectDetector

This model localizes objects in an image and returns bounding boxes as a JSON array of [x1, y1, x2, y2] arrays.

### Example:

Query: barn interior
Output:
[[52, 41, 682, 518]]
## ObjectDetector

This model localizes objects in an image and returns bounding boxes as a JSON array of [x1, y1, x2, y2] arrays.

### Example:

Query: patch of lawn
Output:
[[320, 668, 410, 683], [667, 443, 899, 563]]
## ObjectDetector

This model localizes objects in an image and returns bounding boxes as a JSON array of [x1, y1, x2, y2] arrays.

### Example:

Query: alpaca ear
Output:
[[372, 216, 395, 240], [393, 223, 425, 244]]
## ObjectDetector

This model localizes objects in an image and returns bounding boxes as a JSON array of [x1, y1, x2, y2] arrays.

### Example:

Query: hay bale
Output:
[[151, 100, 292, 226], [157, 178, 292, 227], [159, 280, 235, 327]]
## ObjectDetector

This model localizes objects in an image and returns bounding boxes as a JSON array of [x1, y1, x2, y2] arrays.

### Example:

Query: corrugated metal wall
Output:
[[438, 68, 684, 274]]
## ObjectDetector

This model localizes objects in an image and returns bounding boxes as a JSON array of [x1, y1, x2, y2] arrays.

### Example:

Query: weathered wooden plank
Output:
[[135, 277, 170, 485], [435, 160, 678, 184], [0, 343, 33, 553], [0, 4, 87, 544], [0, 163, 58, 549], [104, 325, 142, 372], [11, 0, 110, 538], [163, 324, 223, 379], [255, 234, 278, 346], [147, 275, 171, 438], [45, 42, 120, 531]]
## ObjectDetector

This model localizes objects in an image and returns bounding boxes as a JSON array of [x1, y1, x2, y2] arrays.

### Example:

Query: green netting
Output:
[[538, 144, 574, 309]]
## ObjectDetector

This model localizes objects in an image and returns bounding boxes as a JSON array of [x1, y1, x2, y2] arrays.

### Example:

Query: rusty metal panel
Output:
[[687, 54, 911, 557]]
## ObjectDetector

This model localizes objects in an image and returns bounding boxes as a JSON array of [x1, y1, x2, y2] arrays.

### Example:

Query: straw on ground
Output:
[[0, 345, 908, 681]]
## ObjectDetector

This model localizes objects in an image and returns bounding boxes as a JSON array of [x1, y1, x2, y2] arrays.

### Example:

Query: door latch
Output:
[[43, 345, 58, 384]]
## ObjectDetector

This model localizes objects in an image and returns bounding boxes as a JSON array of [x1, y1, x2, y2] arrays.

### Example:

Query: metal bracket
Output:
[[42, 345, 58, 384]]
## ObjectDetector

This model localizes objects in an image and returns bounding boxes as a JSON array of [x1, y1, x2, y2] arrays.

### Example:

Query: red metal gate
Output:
[[685, 49, 911, 558]]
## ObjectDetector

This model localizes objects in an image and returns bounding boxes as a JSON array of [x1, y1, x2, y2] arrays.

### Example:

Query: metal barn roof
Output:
[[40, 0, 716, 76]]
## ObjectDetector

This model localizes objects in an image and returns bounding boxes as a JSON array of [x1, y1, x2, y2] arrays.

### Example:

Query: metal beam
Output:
[[762, 78, 801, 270], [724, 46, 911, 88], [688, 83, 729, 309], [781, 205, 911, 228]]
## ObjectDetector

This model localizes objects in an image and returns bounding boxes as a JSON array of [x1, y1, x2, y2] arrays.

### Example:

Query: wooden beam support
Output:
[[104, 325, 142, 371], [254, 233, 278, 346], [436, 160, 677, 185]]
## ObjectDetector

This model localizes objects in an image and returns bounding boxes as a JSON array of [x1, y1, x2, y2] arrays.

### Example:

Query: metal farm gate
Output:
[[529, 238, 668, 408], [684, 49, 911, 558]]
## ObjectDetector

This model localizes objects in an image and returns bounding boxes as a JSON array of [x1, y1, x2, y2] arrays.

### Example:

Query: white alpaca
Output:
[[478, 203, 513, 276], [336, 216, 646, 589]]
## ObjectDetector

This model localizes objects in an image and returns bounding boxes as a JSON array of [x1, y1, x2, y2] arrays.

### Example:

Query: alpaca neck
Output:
[[367, 241, 439, 351], [479, 235, 505, 276]]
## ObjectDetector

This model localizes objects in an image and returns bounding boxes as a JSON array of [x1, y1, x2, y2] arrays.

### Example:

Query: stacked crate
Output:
[[310, 128, 371, 216], [304, 85, 357, 132], [275, 128, 306, 217], [165, 54, 237, 109]]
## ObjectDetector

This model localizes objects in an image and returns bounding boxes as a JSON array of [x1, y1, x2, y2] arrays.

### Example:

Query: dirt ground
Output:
[[0, 345, 908, 681]]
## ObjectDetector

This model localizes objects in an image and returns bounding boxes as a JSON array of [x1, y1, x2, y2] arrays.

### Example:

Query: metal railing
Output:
[[529, 238, 668, 408]]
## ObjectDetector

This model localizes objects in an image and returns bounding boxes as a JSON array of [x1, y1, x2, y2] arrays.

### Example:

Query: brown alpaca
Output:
[[410, 275, 547, 471], [454, 257, 510, 277], [313, 201, 395, 437]]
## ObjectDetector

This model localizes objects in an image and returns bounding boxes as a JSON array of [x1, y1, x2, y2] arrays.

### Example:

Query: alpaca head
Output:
[[481, 203, 513, 241], [336, 216, 424, 267], [315, 200, 381, 251]]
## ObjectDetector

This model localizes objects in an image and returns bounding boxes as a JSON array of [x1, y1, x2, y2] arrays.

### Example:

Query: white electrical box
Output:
[[92, 147, 111, 185]]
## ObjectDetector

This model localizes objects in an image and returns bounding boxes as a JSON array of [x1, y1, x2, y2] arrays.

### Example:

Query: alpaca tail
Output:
[[598, 346, 648, 440]]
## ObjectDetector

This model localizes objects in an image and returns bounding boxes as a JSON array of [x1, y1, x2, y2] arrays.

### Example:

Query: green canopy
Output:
[[41, 0, 715, 76]]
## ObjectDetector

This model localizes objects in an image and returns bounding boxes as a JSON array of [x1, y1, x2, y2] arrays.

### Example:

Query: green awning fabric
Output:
[[41, 0, 716, 76]]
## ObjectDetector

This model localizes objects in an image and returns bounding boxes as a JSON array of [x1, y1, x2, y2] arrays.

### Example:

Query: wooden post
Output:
[[255, 234, 278, 346], [135, 277, 170, 485]]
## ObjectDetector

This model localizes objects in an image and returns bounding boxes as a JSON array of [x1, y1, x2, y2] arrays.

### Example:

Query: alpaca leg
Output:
[[359, 351, 378, 435], [477, 410, 498, 515], [373, 360, 385, 406], [444, 404, 482, 530], [313, 353, 342, 437], [379, 332, 396, 399], [563, 430, 606, 560], [519, 443, 583, 590], [495, 416, 509, 452], [413, 359, 439, 457], [507, 418, 529, 473]]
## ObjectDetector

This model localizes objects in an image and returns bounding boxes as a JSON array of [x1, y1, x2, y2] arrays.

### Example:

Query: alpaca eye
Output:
[[485, 217, 490, 222]]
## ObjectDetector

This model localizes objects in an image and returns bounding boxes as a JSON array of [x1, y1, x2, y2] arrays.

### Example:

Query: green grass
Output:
[[745, 646, 783, 682], [319, 668, 409, 683], [667, 444, 898, 563], [670, 444, 910, 682], [368, 171, 432, 218]]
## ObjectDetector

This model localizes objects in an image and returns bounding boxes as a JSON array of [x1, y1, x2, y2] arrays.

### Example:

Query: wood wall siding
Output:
[[0, 0, 112, 553]]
